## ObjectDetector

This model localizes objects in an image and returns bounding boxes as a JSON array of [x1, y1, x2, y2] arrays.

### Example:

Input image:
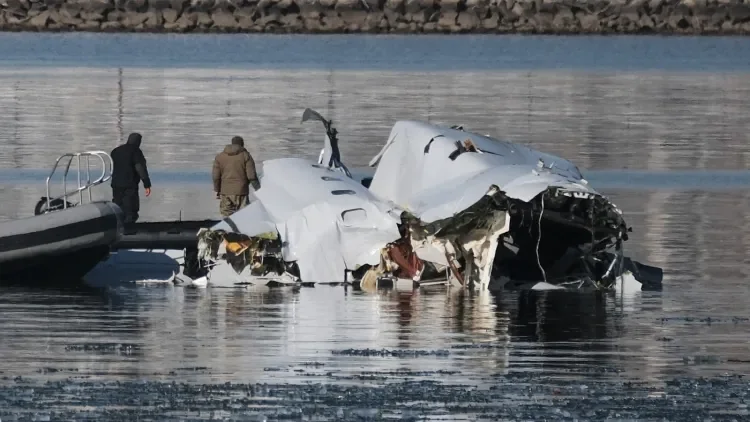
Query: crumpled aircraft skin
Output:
[[195, 109, 663, 292]]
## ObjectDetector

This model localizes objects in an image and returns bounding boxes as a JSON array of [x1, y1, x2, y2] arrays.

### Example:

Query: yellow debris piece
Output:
[[224, 239, 251, 255]]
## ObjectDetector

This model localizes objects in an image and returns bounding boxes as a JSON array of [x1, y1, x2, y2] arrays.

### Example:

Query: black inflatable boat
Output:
[[2, 149, 221, 284], [0, 201, 124, 282], [0, 150, 127, 283]]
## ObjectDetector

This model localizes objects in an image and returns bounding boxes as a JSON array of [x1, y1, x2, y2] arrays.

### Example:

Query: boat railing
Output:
[[45, 151, 113, 211]]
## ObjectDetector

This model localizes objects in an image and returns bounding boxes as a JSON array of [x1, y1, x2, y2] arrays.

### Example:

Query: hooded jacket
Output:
[[111, 133, 151, 189], [212, 144, 259, 196]]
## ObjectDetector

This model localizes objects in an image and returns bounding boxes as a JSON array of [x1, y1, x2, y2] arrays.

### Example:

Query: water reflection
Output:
[[1, 244, 749, 387], [1, 68, 749, 173], [507, 291, 616, 342]]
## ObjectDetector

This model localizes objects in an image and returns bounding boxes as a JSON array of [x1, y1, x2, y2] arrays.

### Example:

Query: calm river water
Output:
[[0, 33, 749, 420]]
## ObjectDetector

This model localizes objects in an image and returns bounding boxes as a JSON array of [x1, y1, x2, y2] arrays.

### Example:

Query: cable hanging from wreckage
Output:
[[497, 185, 632, 290]]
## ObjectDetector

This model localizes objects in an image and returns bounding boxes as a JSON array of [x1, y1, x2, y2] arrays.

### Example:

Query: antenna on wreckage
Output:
[[301, 107, 351, 178]]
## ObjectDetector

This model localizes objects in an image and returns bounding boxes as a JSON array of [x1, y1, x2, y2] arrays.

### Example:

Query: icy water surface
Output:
[[1, 34, 750, 420]]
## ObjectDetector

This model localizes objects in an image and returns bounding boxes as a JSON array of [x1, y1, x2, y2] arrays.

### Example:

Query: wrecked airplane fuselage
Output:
[[196, 156, 403, 286], [195, 109, 662, 291]]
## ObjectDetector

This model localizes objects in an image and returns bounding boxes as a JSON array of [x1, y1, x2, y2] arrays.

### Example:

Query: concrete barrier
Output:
[[1, 0, 750, 34]]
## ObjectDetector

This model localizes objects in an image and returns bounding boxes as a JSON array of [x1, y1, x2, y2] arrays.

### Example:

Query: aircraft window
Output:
[[341, 208, 367, 224], [331, 189, 356, 195]]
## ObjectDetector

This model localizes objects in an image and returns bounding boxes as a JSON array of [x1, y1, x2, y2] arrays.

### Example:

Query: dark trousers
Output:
[[112, 187, 140, 224]]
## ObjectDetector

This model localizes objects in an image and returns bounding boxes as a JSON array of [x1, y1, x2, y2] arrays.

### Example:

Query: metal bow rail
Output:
[[44, 150, 113, 212]]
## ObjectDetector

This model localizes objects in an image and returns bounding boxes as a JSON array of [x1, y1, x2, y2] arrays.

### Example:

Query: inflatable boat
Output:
[[0, 201, 123, 282], [0, 151, 124, 283]]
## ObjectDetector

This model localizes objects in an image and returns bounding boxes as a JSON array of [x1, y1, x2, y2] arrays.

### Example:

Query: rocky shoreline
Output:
[[1, 0, 750, 34]]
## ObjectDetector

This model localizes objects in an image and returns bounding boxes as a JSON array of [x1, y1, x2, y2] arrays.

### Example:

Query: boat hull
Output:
[[0, 201, 123, 283]]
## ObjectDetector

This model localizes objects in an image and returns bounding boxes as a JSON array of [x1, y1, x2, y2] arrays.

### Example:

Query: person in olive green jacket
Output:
[[212, 136, 260, 217]]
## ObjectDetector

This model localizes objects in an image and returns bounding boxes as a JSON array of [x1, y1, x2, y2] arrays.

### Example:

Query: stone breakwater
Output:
[[1, 0, 750, 34]]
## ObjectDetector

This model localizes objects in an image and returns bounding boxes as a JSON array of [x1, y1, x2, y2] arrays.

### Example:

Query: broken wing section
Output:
[[198, 157, 402, 284]]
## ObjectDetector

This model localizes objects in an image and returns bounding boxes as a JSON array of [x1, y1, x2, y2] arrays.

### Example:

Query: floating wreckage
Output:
[[195, 109, 662, 291]]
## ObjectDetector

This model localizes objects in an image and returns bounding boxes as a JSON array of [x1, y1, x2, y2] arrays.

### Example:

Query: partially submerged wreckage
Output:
[[196, 109, 662, 291]]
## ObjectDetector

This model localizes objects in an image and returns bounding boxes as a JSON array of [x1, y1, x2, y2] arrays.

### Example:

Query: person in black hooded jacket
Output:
[[111, 132, 152, 224]]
